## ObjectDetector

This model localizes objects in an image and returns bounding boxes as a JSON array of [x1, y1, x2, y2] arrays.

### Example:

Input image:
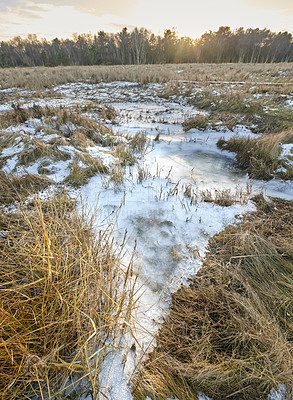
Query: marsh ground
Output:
[[0, 63, 292, 400]]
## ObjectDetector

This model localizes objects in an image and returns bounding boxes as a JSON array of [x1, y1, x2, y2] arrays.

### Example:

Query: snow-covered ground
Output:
[[0, 81, 292, 400]]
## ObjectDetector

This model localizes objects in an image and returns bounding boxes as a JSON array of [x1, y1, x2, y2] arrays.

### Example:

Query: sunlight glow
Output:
[[0, 0, 292, 41]]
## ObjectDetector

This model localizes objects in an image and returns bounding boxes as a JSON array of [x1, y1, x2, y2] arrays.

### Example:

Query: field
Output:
[[0, 63, 292, 400]]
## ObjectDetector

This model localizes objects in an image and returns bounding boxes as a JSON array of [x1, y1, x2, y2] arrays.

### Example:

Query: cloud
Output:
[[0, 0, 19, 11], [50, 0, 138, 16], [2, 0, 139, 17], [0, 0, 48, 19], [241, 0, 293, 14]]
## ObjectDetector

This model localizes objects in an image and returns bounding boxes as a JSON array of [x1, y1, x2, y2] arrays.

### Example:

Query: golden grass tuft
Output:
[[64, 153, 108, 187], [115, 142, 137, 166], [182, 115, 209, 132], [217, 129, 293, 180], [134, 196, 293, 400], [0, 192, 137, 399], [0, 171, 53, 205], [17, 138, 71, 166]]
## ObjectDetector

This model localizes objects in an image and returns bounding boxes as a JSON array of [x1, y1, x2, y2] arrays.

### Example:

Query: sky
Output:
[[0, 0, 292, 41]]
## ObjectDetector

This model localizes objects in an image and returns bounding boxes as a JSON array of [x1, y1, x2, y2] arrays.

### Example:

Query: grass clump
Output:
[[217, 129, 293, 180], [129, 132, 149, 154], [182, 115, 209, 131], [0, 103, 112, 147], [17, 138, 72, 166], [64, 153, 108, 187], [189, 91, 263, 115], [135, 196, 293, 400], [108, 161, 125, 188], [115, 142, 137, 166], [0, 171, 53, 205], [249, 107, 293, 134], [0, 192, 136, 399]]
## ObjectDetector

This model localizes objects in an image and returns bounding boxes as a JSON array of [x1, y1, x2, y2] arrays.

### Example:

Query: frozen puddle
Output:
[[57, 82, 293, 400]]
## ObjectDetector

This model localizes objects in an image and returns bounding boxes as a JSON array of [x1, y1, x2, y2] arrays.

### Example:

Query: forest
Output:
[[0, 26, 292, 67]]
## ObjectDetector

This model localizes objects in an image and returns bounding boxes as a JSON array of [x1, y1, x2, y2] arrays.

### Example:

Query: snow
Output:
[[1, 140, 25, 157], [88, 145, 116, 167], [1, 80, 292, 400], [280, 143, 293, 163], [269, 385, 291, 400], [2, 155, 19, 174]]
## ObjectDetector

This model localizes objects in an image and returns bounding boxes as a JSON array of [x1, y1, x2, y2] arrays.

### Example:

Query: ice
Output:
[[1, 80, 291, 400]]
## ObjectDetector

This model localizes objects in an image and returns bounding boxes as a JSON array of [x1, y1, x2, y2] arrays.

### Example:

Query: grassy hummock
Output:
[[217, 129, 293, 180]]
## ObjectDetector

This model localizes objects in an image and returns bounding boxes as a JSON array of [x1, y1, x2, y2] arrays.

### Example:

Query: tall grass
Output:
[[0, 171, 53, 205], [0, 190, 137, 399], [0, 64, 292, 90], [217, 129, 293, 180], [134, 196, 293, 400]]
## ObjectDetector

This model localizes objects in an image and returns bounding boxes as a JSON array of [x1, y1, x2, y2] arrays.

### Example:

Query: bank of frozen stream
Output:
[[56, 82, 293, 400]]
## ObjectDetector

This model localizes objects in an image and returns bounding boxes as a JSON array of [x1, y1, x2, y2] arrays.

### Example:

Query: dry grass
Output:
[[217, 129, 293, 180], [0, 191, 137, 399], [184, 185, 252, 206], [0, 64, 292, 91], [115, 142, 137, 166], [129, 132, 149, 154], [182, 115, 209, 132], [0, 104, 112, 146], [134, 195, 293, 400], [185, 89, 293, 134], [107, 161, 125, 188], [64, 153, 108, 187], [189, 91, 263, 114], [0, 171, 53, 205], [17, 138, 71, 167]]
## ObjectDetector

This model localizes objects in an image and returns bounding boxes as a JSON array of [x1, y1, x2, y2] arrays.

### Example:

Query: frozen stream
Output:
[[56, 82, 293, 400]]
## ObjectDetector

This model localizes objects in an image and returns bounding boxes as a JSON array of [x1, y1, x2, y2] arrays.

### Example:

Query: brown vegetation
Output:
[[0, 63, 292, 91], [217, 129, 293, 180], [0, 171, 53, 205], [64, 153, 108, 187], [0, 191, 137, 399], [134, 195, 293, 400]]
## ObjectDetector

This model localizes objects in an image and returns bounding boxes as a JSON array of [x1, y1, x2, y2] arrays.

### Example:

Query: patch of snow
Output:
[[88, 146, 116, 167], [1, 141, 25, 157], [46, 160, 71, 182], [268, 384, 290, 400], [280, 143, 293, 161], [2, 155, 19, 173]]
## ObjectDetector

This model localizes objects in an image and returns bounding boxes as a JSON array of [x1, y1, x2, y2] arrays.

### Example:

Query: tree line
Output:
[[0, 26, 292, 67]]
